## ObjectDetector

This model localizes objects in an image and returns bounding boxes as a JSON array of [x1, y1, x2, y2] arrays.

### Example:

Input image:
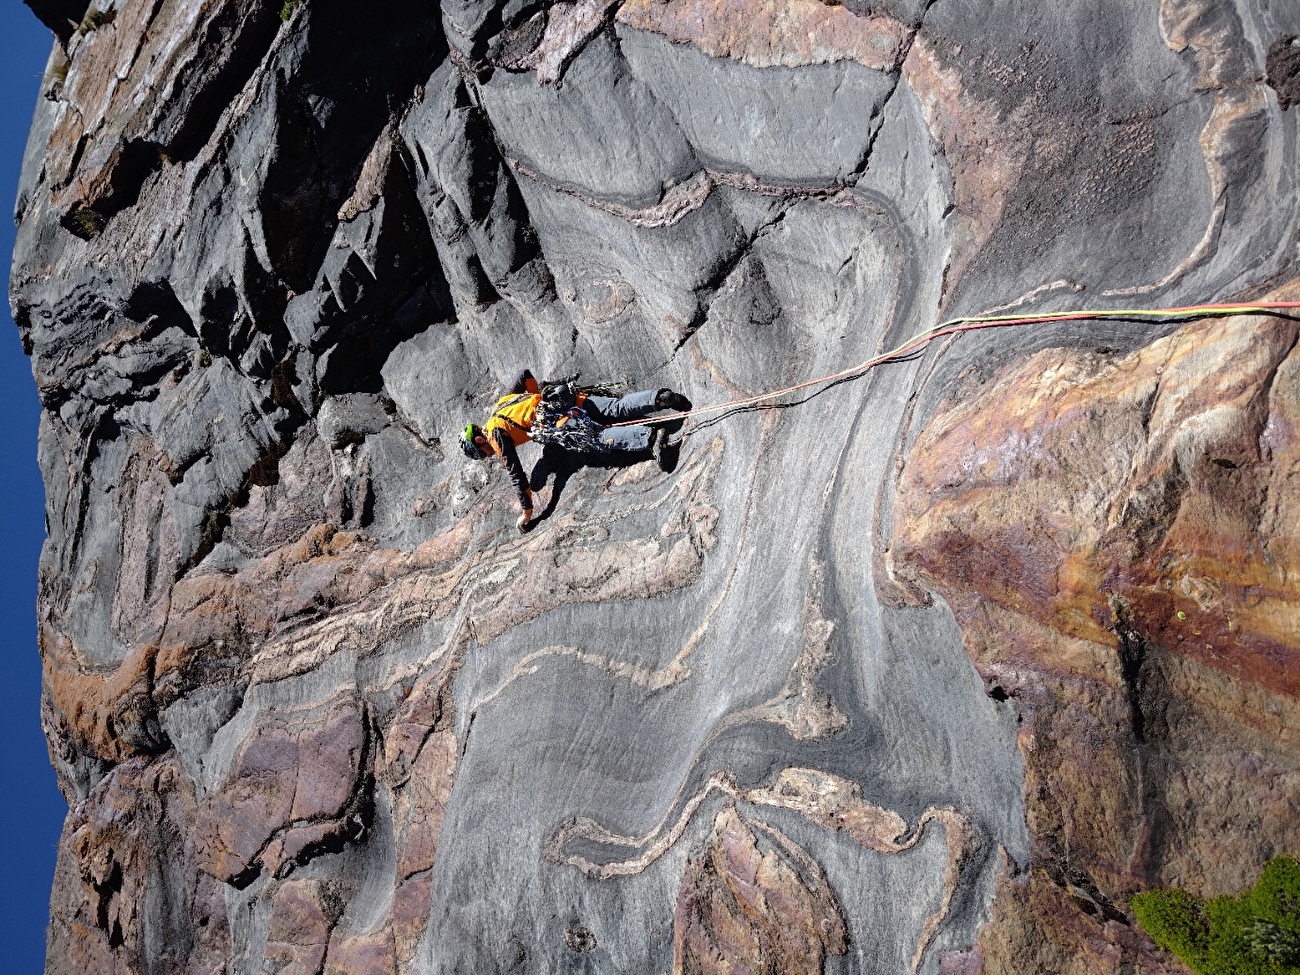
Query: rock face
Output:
[[9, 0, 1299, 972], [890, 306, 1300, 973]]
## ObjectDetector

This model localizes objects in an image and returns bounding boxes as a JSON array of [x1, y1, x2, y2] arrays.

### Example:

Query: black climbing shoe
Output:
[[655, 389, 692, 413], [654, 431, 681, 473]]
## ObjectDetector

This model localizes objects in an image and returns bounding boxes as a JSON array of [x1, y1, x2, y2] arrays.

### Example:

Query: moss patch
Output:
[[1133, 857, 1300, 975], [62, 205, 106, 240]]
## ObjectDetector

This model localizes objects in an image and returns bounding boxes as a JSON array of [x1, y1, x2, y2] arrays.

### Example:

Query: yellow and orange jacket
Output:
[[484, 389, 542, 447], [484, 371, 541, 511]]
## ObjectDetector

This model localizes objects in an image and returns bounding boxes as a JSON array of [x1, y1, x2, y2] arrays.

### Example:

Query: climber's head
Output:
[[460, 423, 489, 460]]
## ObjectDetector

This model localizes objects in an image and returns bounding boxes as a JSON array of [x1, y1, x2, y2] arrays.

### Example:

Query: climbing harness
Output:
[[604, 300, 1300, 432], [529, 378, 633, 453]]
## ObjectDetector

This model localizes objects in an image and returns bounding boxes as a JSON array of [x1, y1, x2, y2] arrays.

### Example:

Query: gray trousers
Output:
[[585, 388, 659, 452]]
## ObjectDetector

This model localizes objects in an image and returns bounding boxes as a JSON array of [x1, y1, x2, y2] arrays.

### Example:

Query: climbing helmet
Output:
[[460, 423, 485, 459]]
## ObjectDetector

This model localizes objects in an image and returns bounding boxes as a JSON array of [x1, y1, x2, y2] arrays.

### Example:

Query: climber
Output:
[[460, 369, 692, 532]]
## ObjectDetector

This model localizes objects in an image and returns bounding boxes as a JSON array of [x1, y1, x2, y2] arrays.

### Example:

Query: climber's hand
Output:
[[517, 508, 533, 533]]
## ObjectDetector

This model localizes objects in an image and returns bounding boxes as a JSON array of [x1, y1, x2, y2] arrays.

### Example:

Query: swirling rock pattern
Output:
[[10, 0, 1299, 972]]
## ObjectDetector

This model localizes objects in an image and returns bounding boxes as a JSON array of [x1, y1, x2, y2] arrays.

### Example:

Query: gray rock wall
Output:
[[12, 0, 1300, 972]]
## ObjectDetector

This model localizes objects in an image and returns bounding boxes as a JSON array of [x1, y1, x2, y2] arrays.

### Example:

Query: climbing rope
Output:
[[605, 300, 1300, 429]]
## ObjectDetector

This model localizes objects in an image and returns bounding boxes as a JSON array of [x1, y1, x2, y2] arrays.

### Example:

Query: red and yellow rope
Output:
[[607, 301, 1300, 428]]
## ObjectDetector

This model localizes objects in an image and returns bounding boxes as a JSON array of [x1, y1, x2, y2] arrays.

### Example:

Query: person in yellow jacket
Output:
[[460, 369, 691, 531]]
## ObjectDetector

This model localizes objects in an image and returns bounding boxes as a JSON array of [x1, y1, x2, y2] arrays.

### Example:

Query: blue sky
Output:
[[2, 4, 71, 971]]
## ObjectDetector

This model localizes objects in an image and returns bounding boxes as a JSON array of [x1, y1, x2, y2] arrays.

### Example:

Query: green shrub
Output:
[[1132, 857, 1300, 975], [1249, 921, 1300, 969], [1133, 887, 1208, 961], [1247, 858, 1300, 968], [279, 0, 304, 21]]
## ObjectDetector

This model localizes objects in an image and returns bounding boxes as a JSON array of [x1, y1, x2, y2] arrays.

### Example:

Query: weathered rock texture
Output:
[[891, 301, 1300, 973], [9, 0, 1299, 971]]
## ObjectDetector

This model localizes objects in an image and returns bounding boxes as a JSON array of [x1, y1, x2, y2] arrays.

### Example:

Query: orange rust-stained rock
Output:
[[891, 308, 1300, 968], [672, 805, 846, 975], [41, 632, 161, 769], [616, 0, 911, 72], [44, 0, 281, 230], [893, 313, 1300, 700], [45, 755, 231, 975]]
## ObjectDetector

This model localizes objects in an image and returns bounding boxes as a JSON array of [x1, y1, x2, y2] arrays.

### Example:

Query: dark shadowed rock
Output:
[[1267, 36, 1300, 110], [23, 0, 89, 44]]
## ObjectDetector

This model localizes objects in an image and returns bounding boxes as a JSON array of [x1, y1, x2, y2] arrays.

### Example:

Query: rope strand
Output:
[[606, 301, 1300, 428]]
